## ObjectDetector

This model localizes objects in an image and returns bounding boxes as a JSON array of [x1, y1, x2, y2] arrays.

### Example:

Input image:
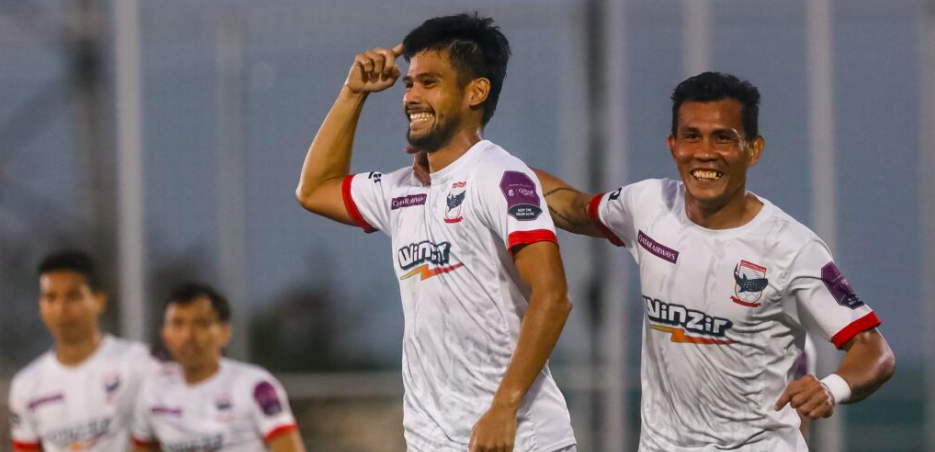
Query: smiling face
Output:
[[668, 98, 763, 211], [402, 49, 476, 153]]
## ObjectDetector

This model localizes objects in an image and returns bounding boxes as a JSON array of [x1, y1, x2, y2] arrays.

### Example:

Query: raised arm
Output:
[[295, 44, 403, 224], [469, 241, 572, 452], [531, 168, 602, 237]]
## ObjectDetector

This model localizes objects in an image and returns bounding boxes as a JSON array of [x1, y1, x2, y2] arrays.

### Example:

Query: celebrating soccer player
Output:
[[129, 283, 304, 452], [296, 13, 577, 452], [533, 72, 896, 451], [8, 250, 160, 452]]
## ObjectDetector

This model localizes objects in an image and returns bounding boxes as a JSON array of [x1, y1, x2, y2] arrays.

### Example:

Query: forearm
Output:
[[267, 431, 306, 452], [296, 86, 367, 202], [835, 329, 896, 403], [491, 291, 572, 411], [532, 168, 600, 237]]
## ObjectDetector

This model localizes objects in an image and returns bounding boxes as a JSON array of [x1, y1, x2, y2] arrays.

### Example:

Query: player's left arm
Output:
[[266, 430, 306, 452], [470, 241, 572, 452], [775, 329, 895, 419]]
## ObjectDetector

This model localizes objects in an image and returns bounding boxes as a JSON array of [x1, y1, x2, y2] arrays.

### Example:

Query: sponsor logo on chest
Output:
[[644, 296, 733, 345], [396, 241, 464, 281], [637, 230, 679, 264]]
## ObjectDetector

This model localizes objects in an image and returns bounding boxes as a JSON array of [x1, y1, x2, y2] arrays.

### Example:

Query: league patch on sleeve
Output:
[[820, 262, 865, 309], [500, 171, 543, 221], [253, 381, 283, 416]]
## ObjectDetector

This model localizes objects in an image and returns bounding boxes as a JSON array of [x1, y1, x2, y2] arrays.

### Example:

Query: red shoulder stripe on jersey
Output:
[[264, 423, 298, 442], [341, 175, 376, 234], [12, 440, 42, 451], [831, 312, 881, 349], [130, 436, 157, 448], [508, 229, 558, 255], [588, 194, 625, 247]]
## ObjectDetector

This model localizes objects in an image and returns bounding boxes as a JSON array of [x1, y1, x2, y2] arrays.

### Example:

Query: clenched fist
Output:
[[345, 44, 404, 94]]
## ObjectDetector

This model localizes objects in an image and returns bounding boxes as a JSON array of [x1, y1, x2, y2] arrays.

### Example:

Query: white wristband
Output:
[[820, 373, 852, 405]]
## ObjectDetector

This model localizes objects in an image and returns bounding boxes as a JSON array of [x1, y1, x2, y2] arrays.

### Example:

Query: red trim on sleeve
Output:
[[588, 194, 625, 247], [263, 423, 298, 442], [831, 312, 881, 349], [130, 436, 157, 448], [11, 440, 42, 451], [507, 229, 558, 254], [341, 175, 376, 234]]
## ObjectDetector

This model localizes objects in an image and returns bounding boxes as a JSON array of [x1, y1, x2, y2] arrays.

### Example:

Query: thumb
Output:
[[392, 43, 404, 57]]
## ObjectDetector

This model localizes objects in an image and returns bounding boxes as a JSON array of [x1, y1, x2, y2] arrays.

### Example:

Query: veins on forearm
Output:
[[543, 186, 576, 198]]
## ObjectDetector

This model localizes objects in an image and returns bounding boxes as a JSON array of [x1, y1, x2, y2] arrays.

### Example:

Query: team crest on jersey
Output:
[[444, 181, 467, 223], [821, 262, 864, 309], [644, 296, 733, 345], [103, 372, 121, 403], [397, 241, 464, 281], [731, 260, 769, 307]]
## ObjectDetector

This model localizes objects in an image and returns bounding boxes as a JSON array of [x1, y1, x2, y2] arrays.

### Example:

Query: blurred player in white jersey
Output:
[[296, 13, 576, 452], [8, 250, 160, 452], [130, 283, 305, 452], [532, 72, 896, 451]]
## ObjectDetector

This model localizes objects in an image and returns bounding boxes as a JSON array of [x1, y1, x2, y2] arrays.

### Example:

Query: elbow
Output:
[[879, 346, 896, 384], [295, 186, 322, 214]]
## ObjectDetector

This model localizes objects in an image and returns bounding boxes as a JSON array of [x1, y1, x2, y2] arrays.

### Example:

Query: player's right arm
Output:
[[531, 168, 602, 237], [10, 376, 43, 452], [295, 44, 403, 223]]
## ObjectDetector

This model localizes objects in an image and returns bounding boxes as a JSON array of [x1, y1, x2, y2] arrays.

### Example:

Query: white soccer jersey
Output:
[[8, 335, 160, 452], [343, 140, 575, 451], [590, 178, 881, 452], [130, 359, 296, 452]]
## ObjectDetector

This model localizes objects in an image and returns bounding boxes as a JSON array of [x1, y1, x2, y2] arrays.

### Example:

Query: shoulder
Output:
[[226, 359, 279, 389], [472, 142, 531, 176], [360, 166, 416, 189], [10, 353, 51, 395], [605, 178, 678, 210], [760, 199, 826, 252]]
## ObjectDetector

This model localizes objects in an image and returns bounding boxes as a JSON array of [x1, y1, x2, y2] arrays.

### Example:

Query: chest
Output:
[[147, 387, 253, 443], [29, 365, 133, 441]]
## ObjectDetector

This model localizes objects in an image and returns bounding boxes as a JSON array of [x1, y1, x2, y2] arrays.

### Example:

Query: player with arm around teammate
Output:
[[129, 283, 305, 452], [533, 72, 895, 451], [296, 13, 576, 452], [8, 250, 160, 452]]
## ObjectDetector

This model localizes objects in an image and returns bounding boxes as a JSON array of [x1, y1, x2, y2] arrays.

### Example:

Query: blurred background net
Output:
[[0, 0, 931, 451]]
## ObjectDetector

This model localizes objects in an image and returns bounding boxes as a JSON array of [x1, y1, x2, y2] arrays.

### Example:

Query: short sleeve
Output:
[[343, 169, 410, 235], [589, 182, 647, 248], [787, 240, 881, 349], [248, 374, 298, 443], [9, 378, 41, 450], [477, 167, 557, 253], [129, 379, 157, 448]]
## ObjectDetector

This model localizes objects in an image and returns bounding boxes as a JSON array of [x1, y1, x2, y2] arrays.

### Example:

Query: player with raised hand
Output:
[[296, 13, 577, 452], [8, 250, 160, 452], [531, 72, 895, 451]]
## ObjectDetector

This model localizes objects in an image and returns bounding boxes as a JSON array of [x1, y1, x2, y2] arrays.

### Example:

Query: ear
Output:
[[219, 323, 233, 348], [94, 292, 108, 315], [467, 78, 490, 108], [747, 136, 764, 167], [667, 135, 677, 161]]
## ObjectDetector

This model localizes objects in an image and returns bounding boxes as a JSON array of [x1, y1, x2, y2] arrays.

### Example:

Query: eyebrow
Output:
[[403, 72, 442, 83]]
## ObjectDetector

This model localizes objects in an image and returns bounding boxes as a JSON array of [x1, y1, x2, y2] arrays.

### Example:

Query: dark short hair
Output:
[[671, 71, 761, 140], [403, 13, 511, 125], [37, 250, 101, 292], [165, 282, 231, 323]]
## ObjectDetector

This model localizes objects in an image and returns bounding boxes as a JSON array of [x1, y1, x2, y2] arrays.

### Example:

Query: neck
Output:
[[426, 127, 482, 173], [55, 330, 103, 367], [182, 358, 221, 385], [685, 189, 763, 229]]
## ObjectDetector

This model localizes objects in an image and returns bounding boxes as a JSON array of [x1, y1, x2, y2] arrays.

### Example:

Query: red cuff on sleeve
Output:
[[831, 312, 881, 349], [507, 229, 558, 254], [12, 440, 42, 451], [588, 194, 625, 247], [130, 437, 157, 448], [264, 423, 298, 442], [341, 175, 376, 234]]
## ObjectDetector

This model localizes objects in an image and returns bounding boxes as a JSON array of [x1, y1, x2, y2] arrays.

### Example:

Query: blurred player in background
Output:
[[8, 250, 160, 452], [296, 13, 576, 452], [531, 72, 896, 451], [129, 283, 304, 452]]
